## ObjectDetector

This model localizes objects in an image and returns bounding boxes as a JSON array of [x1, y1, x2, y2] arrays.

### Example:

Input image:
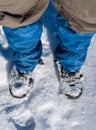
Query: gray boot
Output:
[[55, 60, 84, 99], [9, 66, 34, 99]]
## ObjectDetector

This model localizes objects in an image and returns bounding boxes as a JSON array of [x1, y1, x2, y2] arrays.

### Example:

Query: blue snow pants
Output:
[[56, 16, 94, 72], [3, 17, 94, 74], [3, 20, 43, 74]]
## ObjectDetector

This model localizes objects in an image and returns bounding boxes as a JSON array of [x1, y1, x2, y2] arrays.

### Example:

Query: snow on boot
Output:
[[9, 66, 34, 99], [55, 60, 84, 99]]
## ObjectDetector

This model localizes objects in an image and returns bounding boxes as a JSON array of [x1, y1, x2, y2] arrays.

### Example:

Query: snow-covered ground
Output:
[[0, 2, 96, 130]]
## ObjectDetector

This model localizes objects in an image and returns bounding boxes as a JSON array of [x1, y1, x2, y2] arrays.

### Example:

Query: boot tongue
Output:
[[68, 72, 76, 76], [18, 71, 24, 77]]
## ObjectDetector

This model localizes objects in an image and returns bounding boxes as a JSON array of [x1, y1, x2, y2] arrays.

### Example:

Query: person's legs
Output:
[[3, 20, 43, 74], [55, 16, 94, 73], [54, 16, 94, 98], [3, 20, 43, 98]]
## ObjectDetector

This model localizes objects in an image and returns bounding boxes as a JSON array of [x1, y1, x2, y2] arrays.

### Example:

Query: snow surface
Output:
[[0, 2, 96, 130]]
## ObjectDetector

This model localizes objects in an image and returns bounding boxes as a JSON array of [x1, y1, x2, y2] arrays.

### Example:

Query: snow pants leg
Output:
[[3, 20, 43, 74], [55, 16, 94, 72]]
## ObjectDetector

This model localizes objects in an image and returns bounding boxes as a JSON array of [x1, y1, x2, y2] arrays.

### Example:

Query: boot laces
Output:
[[61, 67, 83, 86]]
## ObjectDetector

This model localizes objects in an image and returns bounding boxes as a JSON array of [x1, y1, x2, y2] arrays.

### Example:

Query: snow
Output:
[[0, 2, 96, 130]]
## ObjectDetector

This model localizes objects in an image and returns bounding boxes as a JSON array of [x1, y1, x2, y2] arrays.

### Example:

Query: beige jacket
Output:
[[0, 0, 50, 28], [54, 0, 96, 33], [0, 0, 96, 33]]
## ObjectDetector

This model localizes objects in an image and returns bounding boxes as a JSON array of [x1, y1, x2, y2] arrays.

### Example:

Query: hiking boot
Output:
[[9, 66, 34, 99], [55, 59, 84, 99], [60, 66, 84, 99]]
